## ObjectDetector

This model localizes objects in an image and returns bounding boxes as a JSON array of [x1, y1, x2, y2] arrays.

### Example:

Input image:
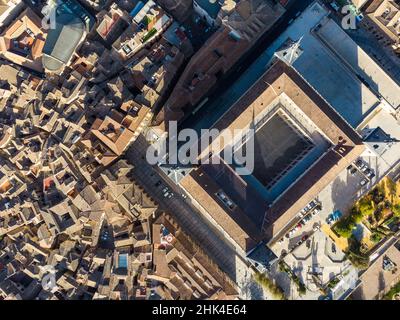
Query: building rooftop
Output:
[[180, 58, 365, 251], [0, 8, 47, 72], [269, 1, 399, 126], [365, 0, 400, 44], [194, 0, 222, 19], [42, 14, 85, 72], [157, 0, 285, 125]]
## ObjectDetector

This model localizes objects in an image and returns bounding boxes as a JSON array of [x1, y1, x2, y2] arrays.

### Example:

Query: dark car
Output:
[[356, 159, 363, 167]]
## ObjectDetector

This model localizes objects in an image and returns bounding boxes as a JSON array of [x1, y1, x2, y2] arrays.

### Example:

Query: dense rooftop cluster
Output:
[[0, 0, 400, 301]]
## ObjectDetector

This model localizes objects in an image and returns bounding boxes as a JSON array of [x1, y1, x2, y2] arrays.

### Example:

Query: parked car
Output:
[[355, 159, 364, 168], [362, 166, 370, 173], [360, 178, 368, 187], [330, 2, 340, 12], [350, 168, 357, 176], [162, 186, 169, 193], [369, 173, 376, 179], [313, 224, 321, 232], [101, 230, 109, 241], [347, 165, 353, 171], [331, 210, 342, 221], [327, 216, 334, 225], [366, 170, 375, 179], [356, 13, 364, 22], [312, 208, 320, 216], [155, 180, 162, 187]]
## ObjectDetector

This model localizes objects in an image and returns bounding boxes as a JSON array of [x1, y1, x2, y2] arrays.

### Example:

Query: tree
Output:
[[386, 178, 397, 202], [335, 217, 355, 238], [253, 272, 286, 300], [392, 204, 400, 217], [358, 199, 375, 217], [375, 206, 384, 223], [347, 252, 369, 270], [371, 185, 385, 205], [352, 209, 364, 224], [370, 232, 382, 243]]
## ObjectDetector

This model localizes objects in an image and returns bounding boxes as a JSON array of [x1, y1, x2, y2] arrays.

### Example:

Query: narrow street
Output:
[[179, 0, 316, 131]]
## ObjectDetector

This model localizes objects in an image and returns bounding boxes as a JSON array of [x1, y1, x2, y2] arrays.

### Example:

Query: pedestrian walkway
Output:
[[321, 224, 349, 252]]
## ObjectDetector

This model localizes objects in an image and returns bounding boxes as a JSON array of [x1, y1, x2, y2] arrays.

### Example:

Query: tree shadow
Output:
[[378, 271, 386, 296], [330, 177, 351, 214], [240, 277, 264, 300]]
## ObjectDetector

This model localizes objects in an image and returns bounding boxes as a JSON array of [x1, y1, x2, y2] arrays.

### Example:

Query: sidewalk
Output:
[[321, 224, 349, 252]]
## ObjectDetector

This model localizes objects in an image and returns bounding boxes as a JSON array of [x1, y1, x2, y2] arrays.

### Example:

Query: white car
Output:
[[362, 166, 370, 173], [313, 225, 321, 232]]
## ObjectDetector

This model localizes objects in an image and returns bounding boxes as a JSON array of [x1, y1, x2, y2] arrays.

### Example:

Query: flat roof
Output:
[[314, 16, 400, 110], [281, 3, 379, 127], [194, 0, 221, 19], [183, 1, 399, 133], [42, 13, 85, 71]]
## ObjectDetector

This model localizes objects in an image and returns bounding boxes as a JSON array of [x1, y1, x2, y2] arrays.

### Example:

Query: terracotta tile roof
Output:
[[180, 166, 259, 252], [181, 59, 365, 248]]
